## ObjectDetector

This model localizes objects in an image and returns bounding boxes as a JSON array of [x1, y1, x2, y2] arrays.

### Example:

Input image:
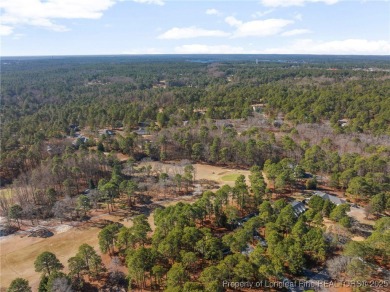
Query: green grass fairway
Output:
[[221, 173, 240, 182]]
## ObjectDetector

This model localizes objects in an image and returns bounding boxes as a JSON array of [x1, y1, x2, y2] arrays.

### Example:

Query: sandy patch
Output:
[[116, 153, 130, 162], [351, 236, 365, 241], [348, 207, 375, 226], [53, 224, 73, 234]]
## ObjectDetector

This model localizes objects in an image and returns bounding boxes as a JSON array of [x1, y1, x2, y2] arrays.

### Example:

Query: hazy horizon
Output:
[[1, 0, 389, 56]]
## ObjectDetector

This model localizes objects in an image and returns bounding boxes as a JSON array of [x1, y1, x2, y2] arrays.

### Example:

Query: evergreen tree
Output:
[[34, 252, 64, 276], [7, 278, 31, 292]]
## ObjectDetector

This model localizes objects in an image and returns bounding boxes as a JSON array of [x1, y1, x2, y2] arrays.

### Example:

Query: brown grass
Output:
[[1, 226, 100, 290]]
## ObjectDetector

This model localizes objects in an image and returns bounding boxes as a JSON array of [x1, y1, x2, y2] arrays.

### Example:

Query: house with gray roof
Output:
[[290, 200, 306, 217], [312, 191, 345, 205]]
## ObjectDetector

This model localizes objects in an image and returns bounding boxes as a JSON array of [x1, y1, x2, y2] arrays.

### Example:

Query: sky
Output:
[[0, 0, 389, 56]]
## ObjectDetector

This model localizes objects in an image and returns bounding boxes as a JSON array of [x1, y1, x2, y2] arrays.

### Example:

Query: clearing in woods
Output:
[[220, 173, 241, 182], [0, 163, 250, 291]]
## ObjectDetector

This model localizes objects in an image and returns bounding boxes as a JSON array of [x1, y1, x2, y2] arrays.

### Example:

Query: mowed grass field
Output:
[[137, 162, 251, 187], [220, 173, 241, 182], [193, 165, 250, 186]]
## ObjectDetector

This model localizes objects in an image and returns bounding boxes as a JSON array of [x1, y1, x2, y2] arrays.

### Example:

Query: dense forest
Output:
[[1, 55, 389, 291]]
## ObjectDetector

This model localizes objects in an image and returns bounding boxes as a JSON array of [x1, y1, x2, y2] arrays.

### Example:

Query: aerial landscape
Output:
[[1, 1, 389, 292]]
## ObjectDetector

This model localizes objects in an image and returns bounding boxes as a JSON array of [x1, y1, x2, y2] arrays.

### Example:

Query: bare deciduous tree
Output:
[[326, 256, 351, 281]]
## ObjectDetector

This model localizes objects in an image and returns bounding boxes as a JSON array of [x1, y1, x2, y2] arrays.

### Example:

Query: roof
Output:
[[241, 244, 254, 255], [72, 136, 88, 145], [290, 200, 306, 217], [134, 127, 150, 135], [312, 191, 345, 205], [273, 119, 284, 127], [98, 129, 114, 136], [105, 129, 114, 135]]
